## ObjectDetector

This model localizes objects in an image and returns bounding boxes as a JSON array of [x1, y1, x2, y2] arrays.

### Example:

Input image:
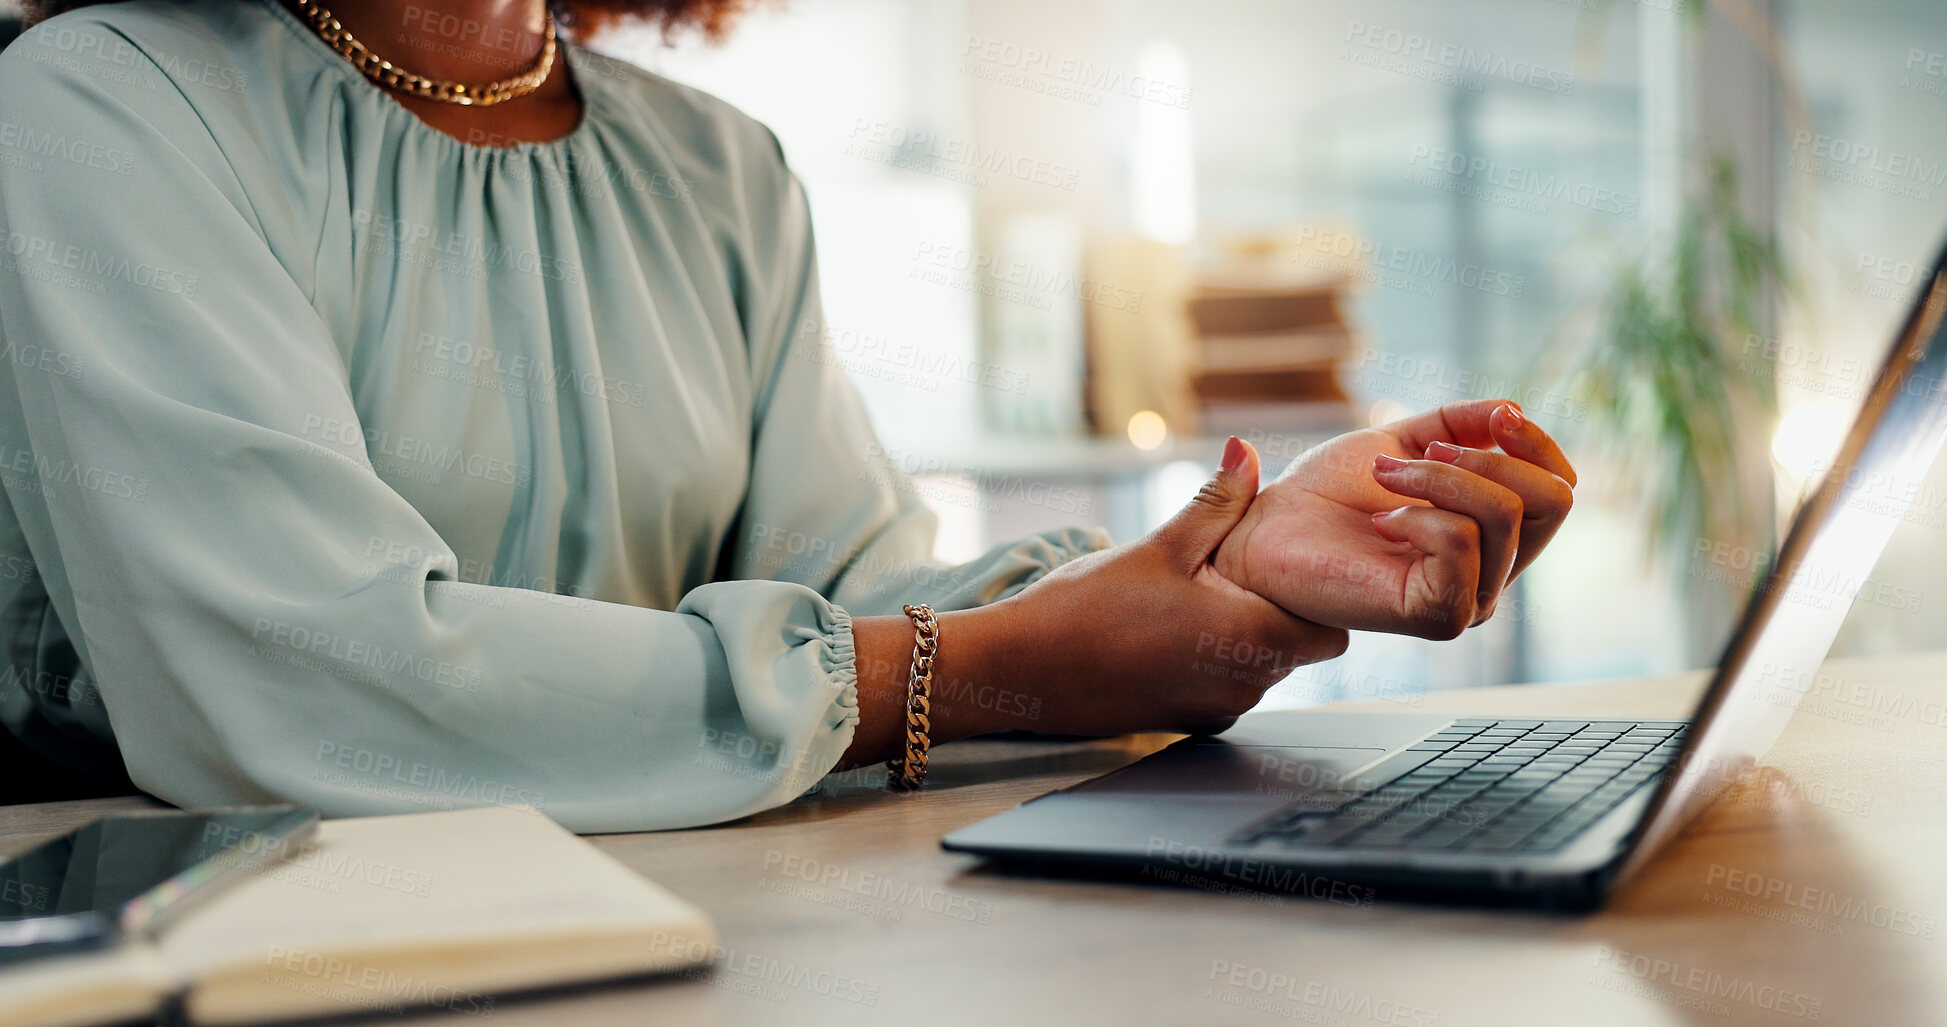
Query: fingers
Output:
[[1379, 398, 1507, 453], [1252, 607, 1353, 669], [1155, 436, 1262, 570], [1369, 504, 1483, 640], [1381, 400, 1579, 489], [1372, 455, 1519, 624], [1186, 564, 1350, 711], [1207, 603, 1351, 713], [1425, 440, 1574, 582], [1488, 403, 1577, 486], [1192, 563, 1354, 673]]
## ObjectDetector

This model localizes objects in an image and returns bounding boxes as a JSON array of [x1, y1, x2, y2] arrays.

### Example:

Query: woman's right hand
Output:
[[1209, 400, 1576, 639]]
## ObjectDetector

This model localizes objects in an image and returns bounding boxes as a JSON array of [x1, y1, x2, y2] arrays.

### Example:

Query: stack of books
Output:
[[1186, 266, 1360, 437]]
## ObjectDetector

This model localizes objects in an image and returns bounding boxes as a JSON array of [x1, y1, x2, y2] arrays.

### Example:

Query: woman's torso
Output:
[[0, 0, 794, 758], [12, 0, 790, 605]]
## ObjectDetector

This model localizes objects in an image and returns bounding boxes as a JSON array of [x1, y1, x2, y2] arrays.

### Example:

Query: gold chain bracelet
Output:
[[886, 604, 938, 790]]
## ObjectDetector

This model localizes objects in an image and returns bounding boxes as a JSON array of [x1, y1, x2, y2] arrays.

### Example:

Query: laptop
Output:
[[943, 241, 1947, 910]]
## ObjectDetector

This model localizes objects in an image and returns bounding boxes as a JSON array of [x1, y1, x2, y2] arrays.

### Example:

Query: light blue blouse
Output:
[[0, 0, 1107, 830]]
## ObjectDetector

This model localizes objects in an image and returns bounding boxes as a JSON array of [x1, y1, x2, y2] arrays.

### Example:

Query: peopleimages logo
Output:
[[253, 617, 483, 693], [805, 320, 1032, 397], [1350, 347, 1591, 423], [1592, 946, 1822, 1019], [1756, 661, 1947, 731], [1704, 864, 1937, 937], [1406, 145, 1640, 218], [2, 230, 200, 296], [353, 210, 584, 286], [0, 122, 135, 175], [1343, 20, 1576, 95], [1789, 131, 1943, 201], [845, 119, 1081, 192], [760, 850, 995, 924], [27, 25, 251, 92], [1143, 838, 1377, 906], [1290, 227, 1526, 299], [312, 740, 545, 811], [909, 241, 1143, 313], [1792, 131, 1947, 184], [1206, 959, 1441, 1025], [959, 36, 1193, 109]]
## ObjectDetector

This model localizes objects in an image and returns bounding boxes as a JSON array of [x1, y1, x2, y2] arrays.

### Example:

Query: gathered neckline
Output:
[[250, 0, 608, 159]]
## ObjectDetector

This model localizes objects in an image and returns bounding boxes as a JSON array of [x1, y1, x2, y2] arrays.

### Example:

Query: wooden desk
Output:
[[6, 649, 1946, 1025]]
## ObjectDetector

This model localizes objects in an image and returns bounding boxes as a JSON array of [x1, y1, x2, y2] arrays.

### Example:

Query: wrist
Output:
[[925, 601, 1030, 740], [838, 601, 1025, 770]]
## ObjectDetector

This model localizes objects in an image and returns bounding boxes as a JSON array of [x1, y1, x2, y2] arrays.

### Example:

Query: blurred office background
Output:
[[3, 0, 1942, 706], [615, 0, 1947, 706]]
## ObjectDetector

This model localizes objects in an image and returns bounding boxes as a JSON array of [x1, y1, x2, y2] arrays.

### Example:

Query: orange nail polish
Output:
[[1502, 404, 1525, 428]]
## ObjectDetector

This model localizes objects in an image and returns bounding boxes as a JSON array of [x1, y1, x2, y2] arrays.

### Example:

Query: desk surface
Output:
[[6, 649, 1946, 1026]]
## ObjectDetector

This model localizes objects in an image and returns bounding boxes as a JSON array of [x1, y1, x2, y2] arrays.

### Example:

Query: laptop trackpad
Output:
[[1079, 744, 1389, 799]]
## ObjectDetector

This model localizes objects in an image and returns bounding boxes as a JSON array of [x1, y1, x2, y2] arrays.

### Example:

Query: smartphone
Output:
[[0, 806, 319, 969]]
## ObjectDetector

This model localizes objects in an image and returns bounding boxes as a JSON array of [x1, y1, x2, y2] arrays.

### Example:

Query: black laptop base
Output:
[[941, 713, 1682, 911], [952, 844, 1625, 913]]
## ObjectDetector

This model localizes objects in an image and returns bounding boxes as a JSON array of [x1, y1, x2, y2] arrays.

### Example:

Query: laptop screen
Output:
[[1617, 244, 1947, 879]]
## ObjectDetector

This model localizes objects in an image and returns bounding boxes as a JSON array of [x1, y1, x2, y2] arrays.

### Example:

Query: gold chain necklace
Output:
[[291, 0, 557, 107]]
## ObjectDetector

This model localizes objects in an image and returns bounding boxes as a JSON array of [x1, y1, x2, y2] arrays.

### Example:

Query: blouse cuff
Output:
[[986, 526, 1115, 603], [821, 602, 861, 734], [1028, 525, 1113, 576]]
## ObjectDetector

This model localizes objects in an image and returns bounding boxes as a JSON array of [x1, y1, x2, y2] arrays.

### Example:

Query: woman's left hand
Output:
[[1210, 399, 1577, 640]]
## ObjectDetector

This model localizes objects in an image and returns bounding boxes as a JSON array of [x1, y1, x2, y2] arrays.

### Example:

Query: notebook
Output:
[[0, 806, 718, 1027]]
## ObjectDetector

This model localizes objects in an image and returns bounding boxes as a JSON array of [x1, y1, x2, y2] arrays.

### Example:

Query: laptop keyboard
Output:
[[1236, 719, 1687, 853]]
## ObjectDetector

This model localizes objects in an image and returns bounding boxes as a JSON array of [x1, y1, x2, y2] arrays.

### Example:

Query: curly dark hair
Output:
[[17, 0, 754, 40]]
